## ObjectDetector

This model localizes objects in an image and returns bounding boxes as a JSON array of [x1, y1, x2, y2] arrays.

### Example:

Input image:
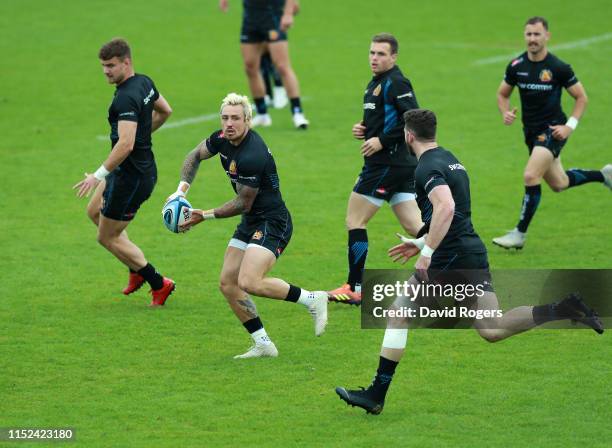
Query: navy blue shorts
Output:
[[101, 167, 156, 221]]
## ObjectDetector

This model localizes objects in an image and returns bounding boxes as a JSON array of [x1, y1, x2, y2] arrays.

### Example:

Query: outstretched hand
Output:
[[388, 233, 421, 264], [73, 173, 100, 198], [178, 208, 204, 232]]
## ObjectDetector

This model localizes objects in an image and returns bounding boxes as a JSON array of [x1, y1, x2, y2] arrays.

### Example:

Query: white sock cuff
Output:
[[251, 328, 272, 345], [297, 289, 314, 307], [382, 328, 408, 349]]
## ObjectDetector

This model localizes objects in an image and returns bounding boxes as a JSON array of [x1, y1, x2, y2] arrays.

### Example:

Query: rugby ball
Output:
[[162, 196, 192, 233]]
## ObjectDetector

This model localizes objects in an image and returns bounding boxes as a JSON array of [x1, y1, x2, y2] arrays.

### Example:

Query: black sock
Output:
[[254, 97, 267, 115], [532, 295, 580, 325], [370, 356, 398, 400], [272, 70, 282, 87], [516, 185, 541, 233], [243, 317, 264, 334], [566, 169, 604, 188], [290, 97, 302, 114], [347, 229, 368, 291], [260, 54, 273, 98], [137, 263, 164, 290], [285, 284, 301, 302]]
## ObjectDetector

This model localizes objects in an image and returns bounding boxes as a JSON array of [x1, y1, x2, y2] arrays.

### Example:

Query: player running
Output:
[[336, 109, 604, 415], [328, 33, 422, 306], [168, 93, 327, 358], [493, 16, 612, 249], [73, 38, 175, 307]]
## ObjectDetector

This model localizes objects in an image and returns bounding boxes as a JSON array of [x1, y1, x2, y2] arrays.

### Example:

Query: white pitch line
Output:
[[95, 112, 219, 140], [473, 32, 612, 66]]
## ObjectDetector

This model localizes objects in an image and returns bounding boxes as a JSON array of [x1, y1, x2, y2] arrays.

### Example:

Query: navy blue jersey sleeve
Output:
[[114, 92, 141, 122], [504, 61, 518, 86], [236, 153, 266, 188], [205, 130, 224, 155], [558, 63, 578, 88], [379, 77, 418, 149]]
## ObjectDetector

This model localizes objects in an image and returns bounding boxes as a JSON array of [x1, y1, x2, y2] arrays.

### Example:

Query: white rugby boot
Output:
[[601, 164, 612, 191], [251, 113, 272, 128], [292, 112, 309, 130], [233, 342, 279, 359], [307, 291, 329, 336], [492, 228, 526, 250], [273, 86, 288, 109]]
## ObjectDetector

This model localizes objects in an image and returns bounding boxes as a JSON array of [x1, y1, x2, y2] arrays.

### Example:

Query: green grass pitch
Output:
[[1, 0, 611, 446]]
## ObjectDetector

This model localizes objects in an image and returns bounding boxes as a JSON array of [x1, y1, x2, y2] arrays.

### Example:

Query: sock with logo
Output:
[[347, 229, 368, 291], [290, 97, 303, 114], [254, 97, 268, 115], [565, 169, 604, 188], [370, 356, 399, 400], [516, 185, 541, 233], [137, 263, 164, 290], [243, 317, 272, 345]]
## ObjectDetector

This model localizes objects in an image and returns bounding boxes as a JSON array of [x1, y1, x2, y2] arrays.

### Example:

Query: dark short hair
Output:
[[403, 109, 437, 141], [99, 38, 131, 61], [372, 33, 398, 54], [525, 16, 549, 30]]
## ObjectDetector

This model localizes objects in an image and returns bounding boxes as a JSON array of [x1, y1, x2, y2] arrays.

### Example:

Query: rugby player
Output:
[[73, 38, 175, 307], [493, 17, 612, 249], [336, 109, 604, 414], [219, 0, 309, 129], [328, 33, 423, 306], [169, 93, 327, 358]]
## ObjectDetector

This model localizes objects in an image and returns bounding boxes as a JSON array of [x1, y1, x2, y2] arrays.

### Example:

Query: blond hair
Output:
[[220, 93, 252, 123]]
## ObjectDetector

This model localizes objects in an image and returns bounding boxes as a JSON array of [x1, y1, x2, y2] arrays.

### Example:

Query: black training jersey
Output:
[[362, 65, 419, 167], [108, 74, 159, 173], [205, 129, 287, 217], [504, 51, 578, 130], [415, 147, 486, 254]]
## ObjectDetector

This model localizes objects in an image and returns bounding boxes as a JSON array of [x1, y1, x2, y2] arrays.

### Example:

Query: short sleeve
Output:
[[417, 161, 448, 196], [504, 61, 517, 86], [115, 93, 140, 122], [558, 63, 578, 88], [205, 130, 224, 155]]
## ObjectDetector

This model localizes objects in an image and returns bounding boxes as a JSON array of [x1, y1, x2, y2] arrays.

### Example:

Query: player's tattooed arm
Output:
[[236, 297, 258, 319], [214, 182, 259, 218], [180, 140, 215, 184]]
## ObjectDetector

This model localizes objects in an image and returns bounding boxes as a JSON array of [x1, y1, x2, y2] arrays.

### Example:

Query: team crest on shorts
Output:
[[373, 84, 382, 96], [537, 133, 547, 142], [268, 30, 279, 41], [253, 230, 264, 240], [229, 160, 237, 175], [376, 187, 387, 195], [539, 69, 553, 82]]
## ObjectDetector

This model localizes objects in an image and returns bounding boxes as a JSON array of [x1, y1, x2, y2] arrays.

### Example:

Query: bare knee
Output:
[[478, 329, 503, 343], [87, 206, 100, 225], [237, 273, 262, 296], [219, 273, 242, 298], [523, 170, 541, 186], [243, 60, 260, 77], [346, 214, 368, 230], [96, 232, 113, 250], [548, 183, 565, 193]]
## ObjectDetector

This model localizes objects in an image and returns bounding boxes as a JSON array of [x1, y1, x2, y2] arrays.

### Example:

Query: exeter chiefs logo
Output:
[[252, 230, 263, 240], [268, 30, 279, 41], [229, 160, 237, 175], [537, 134, 547, 142], [539, 69, 553, 82], [373, 84, 382, 96]]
